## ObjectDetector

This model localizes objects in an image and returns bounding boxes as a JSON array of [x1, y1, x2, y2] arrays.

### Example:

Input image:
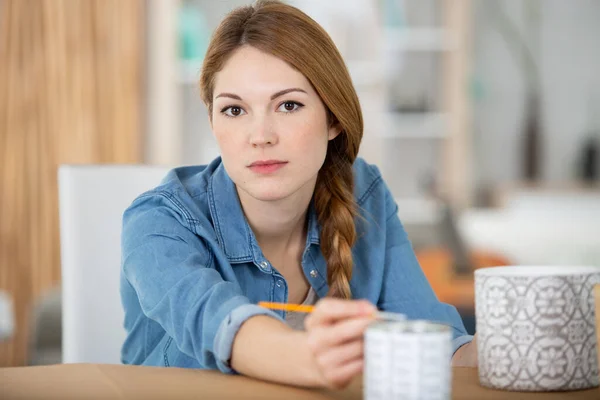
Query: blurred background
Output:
[[1, 0, 599, 367]]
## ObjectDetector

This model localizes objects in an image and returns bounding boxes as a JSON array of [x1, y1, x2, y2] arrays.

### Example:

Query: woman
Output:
[[120, 0, 477, 389]]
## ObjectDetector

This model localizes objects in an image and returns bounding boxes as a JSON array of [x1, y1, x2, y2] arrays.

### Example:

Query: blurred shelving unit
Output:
[[384, 27, 455, 52], [380, 112, 448, 139], [377, 0, 474, 230]]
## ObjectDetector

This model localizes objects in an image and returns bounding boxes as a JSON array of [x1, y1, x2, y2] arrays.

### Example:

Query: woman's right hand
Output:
[[304, 298, 377, 389]]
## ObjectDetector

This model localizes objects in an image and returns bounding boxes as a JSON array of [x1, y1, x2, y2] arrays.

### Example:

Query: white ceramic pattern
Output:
[[475, 266, 600, 391]]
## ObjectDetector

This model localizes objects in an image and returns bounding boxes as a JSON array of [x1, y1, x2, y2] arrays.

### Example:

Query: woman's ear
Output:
[[328, 122, 342, 140]]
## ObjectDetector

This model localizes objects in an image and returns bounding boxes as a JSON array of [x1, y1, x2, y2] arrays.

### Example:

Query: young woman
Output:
[[120, 0, 477, 389]]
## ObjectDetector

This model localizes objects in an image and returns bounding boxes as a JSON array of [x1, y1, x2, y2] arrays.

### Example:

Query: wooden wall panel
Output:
[[0, 0, 143, 366]]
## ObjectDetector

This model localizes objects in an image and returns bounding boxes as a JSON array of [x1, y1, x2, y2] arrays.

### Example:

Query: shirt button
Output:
[[276, 280, 283, 288], [310, 270, 318, 278], [260, 261, 269, 269]]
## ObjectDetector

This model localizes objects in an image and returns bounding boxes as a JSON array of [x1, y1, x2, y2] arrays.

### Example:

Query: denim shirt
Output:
[[120, 157, 472, 373]]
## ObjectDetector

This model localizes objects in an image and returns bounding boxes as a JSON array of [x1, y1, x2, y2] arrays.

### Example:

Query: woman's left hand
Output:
[[451, 333, 478, 367]]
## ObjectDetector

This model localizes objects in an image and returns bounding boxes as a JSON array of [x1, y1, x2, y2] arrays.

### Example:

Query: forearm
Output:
[[451, 335, 478, 367], [230, 315, 323, 387]]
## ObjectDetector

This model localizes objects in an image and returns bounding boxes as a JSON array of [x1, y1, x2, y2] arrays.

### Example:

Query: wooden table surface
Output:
[[1, 364, 599, 399]]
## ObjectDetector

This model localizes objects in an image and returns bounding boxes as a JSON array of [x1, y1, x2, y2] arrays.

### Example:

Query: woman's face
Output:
[[211, 45, 340, 202]]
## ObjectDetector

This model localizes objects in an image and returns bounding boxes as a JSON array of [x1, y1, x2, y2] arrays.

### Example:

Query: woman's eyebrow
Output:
[[215, 88, 307, 101], [215, 92, 242, 100], [270, 88, 307, 100]]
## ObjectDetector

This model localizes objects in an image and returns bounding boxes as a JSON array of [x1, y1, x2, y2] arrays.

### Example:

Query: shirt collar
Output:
[[208, 159, 321, 264], [305, 201, 321, 246]]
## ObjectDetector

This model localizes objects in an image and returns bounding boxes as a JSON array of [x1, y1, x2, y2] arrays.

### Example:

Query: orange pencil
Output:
[[258, 302, 315, 313], [258, 301, 405, 321]]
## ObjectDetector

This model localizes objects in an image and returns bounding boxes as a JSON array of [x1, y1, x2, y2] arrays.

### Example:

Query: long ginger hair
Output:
[[199, 0, 363, 299]]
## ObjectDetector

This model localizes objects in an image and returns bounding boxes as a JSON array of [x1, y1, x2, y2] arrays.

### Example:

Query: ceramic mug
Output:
[[475, 265, 600, 391]]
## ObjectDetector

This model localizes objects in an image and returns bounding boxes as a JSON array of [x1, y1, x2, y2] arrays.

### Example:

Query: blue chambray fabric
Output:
[[120, 156, 472, 372]]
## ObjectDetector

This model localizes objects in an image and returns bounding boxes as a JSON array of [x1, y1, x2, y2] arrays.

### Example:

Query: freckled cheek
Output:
[[283, 121, 329, 175], [282, 118, 328, 150], [213, 128, 243, 154]]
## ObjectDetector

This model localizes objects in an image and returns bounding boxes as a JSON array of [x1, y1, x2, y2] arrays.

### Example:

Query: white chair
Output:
[[0, 290, 14, 341], [58, 165, 171, 364]]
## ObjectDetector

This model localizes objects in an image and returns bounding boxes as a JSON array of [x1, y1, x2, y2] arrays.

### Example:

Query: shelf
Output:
[[384, 27, 454, 52], [380, 112, 447, 139], [346, 60, 386, 87], [395, 197, 442, 225]]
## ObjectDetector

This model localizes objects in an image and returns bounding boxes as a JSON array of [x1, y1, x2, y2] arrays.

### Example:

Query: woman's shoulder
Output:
[[123, 158, 224, 228], [126, 158, 225, 207], [153, 157, 223, 198], [352, 157, 387, 206]]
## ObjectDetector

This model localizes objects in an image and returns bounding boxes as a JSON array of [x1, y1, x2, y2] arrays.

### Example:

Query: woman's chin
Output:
[[235, 174, 317, 203], [246, 189, 291, 202], [239, 182, 297, 202]]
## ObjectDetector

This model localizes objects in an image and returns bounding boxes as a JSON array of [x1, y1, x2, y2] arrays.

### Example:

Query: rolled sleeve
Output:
[[214, 304, 283, 373]]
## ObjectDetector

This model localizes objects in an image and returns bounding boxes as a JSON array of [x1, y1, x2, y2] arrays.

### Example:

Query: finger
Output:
[[317, 339, 364, 369], [306, 298, 376, 328], [322, 358, 364, 390], [309, 317, 373, 350]]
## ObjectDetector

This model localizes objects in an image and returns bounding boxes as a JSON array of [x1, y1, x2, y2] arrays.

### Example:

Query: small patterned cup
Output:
[[475, 265, 600, 391]]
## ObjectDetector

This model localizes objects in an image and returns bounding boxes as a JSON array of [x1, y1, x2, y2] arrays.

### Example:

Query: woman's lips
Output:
[[248, 160, 288, 174]]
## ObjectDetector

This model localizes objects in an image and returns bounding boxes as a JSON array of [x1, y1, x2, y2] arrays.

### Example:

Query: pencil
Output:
[[258, 302, 315, 313], [258, 301, 406, 321]]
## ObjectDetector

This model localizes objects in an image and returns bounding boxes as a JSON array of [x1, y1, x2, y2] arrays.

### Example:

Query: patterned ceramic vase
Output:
[[475, 266, 600, 391]]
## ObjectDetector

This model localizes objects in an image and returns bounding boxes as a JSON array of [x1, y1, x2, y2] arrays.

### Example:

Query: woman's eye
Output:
[[277, 101, 303, 113], [221, 106, 246, 117]]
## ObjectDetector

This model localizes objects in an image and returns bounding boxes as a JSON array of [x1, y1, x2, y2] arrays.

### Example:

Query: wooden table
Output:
[[1, 364, 598, 399]]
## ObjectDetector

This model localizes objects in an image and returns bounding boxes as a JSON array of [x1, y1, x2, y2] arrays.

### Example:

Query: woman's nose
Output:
[[248, 117, 278, 148]]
